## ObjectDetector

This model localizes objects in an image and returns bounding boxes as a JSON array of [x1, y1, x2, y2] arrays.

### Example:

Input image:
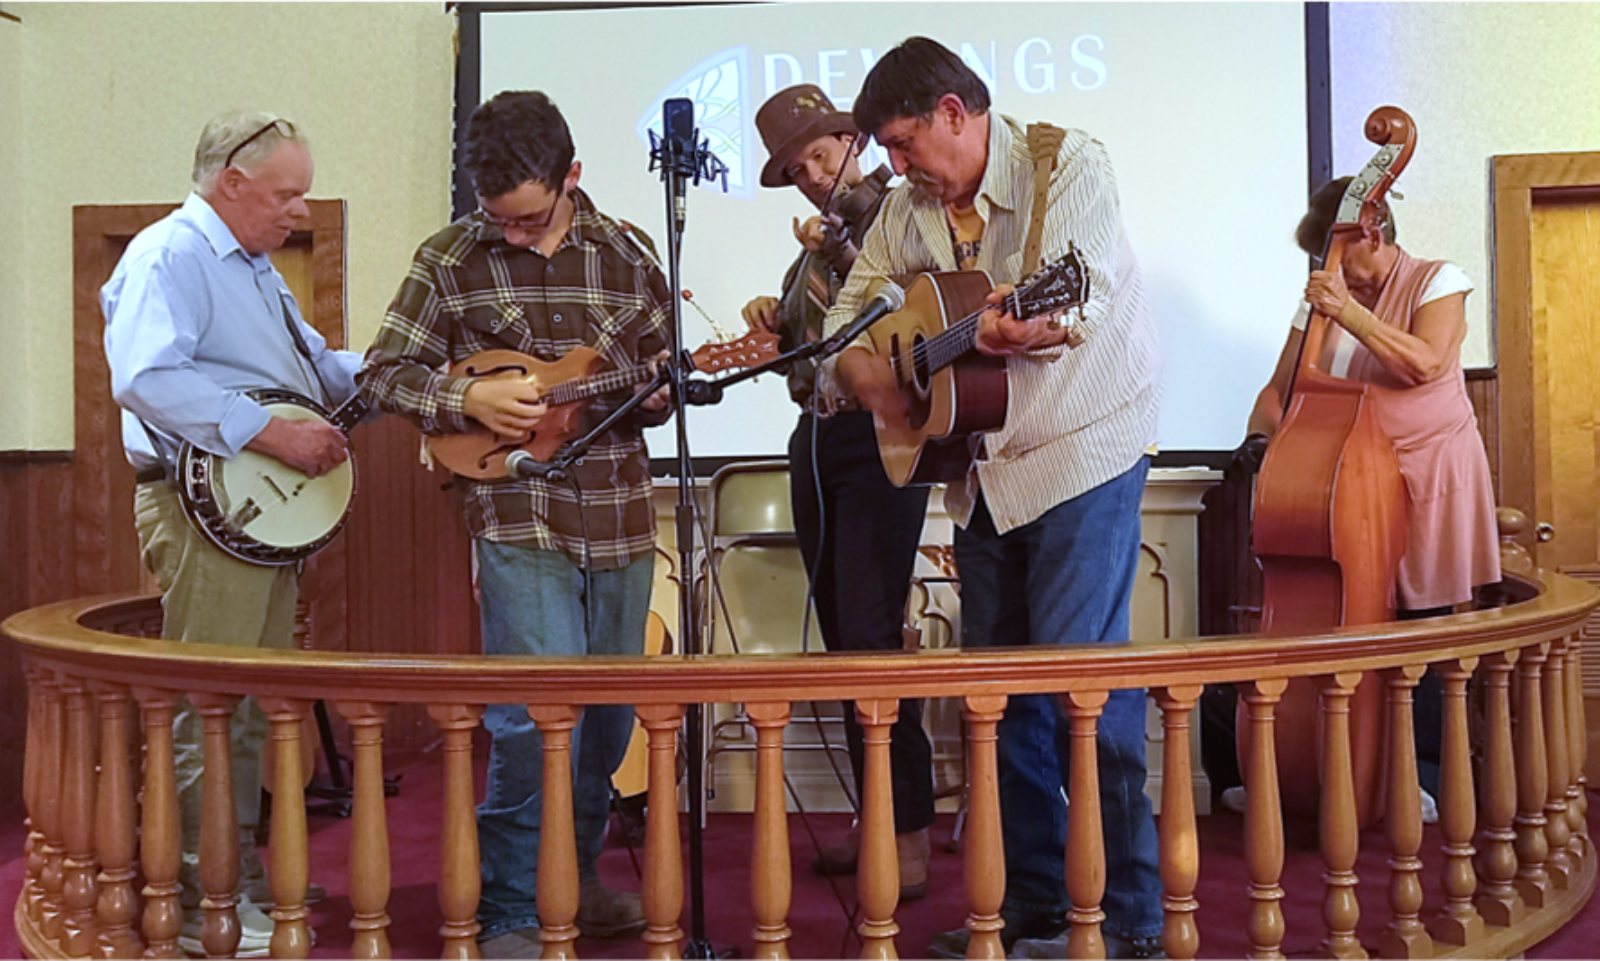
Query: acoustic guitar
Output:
[[866, 248, 1090, 487], [429, 330, 778, 480]]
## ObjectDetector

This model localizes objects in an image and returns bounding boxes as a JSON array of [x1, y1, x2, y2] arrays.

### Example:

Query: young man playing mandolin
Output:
[[103, 111, 356, 956], [828, 37, 1165, 959], [359, 90, 670, 958], [739, 84, 936, 899]]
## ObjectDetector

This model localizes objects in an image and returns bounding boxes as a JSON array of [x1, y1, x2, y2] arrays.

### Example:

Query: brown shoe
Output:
[[810, 824, 860, 876], [897, 828, 931, 901], [576, 878, 646, 939]]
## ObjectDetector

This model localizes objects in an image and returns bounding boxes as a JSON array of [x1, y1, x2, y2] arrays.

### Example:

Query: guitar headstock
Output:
[[690, 329, 781, 373], [1016, 245, 1091, 319]]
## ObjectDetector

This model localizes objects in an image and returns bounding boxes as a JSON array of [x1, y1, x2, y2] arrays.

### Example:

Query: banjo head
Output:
[[178, 392, 357, 564]]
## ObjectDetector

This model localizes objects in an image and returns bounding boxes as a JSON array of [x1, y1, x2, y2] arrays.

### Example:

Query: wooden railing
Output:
[[4, 566, 1595, 960]]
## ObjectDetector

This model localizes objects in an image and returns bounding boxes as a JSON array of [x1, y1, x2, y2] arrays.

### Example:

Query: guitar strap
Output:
[[1021, 122, 1066, 280], [1022, 122, 1086, 350]]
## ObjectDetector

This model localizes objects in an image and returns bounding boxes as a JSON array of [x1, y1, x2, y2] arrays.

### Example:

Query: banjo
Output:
[[174, 389, 367, 566]]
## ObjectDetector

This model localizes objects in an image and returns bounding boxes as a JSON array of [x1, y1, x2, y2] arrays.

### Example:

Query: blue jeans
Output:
[[474, 541, 654, 940], [955, 458, 1162, 941]]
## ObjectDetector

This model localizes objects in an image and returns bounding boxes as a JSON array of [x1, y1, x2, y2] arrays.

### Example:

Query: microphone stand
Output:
[[647, 99, 728, 960]]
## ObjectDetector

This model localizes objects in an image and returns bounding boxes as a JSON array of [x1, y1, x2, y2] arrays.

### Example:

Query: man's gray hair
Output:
[[192, 110, 308, 195]]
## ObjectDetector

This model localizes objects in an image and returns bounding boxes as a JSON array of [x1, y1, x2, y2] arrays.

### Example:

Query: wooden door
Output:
[[1492, 151, 1600, 780], [71, 201, 477, 758]]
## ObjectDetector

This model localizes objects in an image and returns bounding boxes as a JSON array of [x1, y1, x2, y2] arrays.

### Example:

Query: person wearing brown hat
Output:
[[740, 83, 936, 902]]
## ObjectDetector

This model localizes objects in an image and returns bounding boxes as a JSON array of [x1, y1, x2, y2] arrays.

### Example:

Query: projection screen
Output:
[[472, 2, 1315, 461]]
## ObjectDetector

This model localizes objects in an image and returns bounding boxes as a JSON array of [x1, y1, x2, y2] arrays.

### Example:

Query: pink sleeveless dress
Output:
[[1321, 249, 1501, 609]]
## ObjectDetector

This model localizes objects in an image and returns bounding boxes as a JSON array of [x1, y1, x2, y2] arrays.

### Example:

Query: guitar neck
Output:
[[540, 364, 654, 406], [921, 289, 1030, 376]]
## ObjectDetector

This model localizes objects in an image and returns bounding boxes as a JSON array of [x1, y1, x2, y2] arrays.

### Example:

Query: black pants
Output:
[[789, 411, 935, 833]]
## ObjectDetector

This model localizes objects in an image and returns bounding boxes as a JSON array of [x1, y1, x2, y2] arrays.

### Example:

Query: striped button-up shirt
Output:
[[825, 115, 1162, 533], [359, 189, 673, 569]]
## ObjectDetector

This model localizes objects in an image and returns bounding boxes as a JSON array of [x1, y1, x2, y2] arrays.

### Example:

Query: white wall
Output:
[[3, 2, 456, 450], [1330, 2, 1600, 369], [0, 13, 28, 449]]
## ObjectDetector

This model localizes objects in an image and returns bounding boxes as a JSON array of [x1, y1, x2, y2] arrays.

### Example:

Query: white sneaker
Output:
[[178, 895, 293, 959], [1420, 788, 1439, 825], [1221, 786, 1248, 814]]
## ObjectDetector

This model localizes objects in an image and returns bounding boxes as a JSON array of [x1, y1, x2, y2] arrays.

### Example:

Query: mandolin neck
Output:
[[539, 363, 655, 406]]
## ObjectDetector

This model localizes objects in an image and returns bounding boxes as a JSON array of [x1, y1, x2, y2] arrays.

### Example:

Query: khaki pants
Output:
[[134, 481, 297, 906]]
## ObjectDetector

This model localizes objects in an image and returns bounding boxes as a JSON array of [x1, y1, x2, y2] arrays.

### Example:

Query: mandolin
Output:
[[428, 330, 778, 480], [868, 247, 1089, 487]]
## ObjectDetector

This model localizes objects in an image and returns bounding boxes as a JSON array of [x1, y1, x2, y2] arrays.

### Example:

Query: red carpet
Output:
[[0, 763, 1594, 958]]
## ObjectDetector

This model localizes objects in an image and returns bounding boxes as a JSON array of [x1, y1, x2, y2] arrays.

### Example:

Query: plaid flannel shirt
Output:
[[359, 188, 674, 569]]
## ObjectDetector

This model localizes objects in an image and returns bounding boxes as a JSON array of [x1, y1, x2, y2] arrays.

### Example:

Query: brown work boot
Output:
[[897, 827, 931, 901], [576, 878, 646, 939], [810, 824, 860, 877]]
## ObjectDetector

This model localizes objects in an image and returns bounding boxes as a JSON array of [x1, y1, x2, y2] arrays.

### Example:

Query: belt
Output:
[[135, 465, 167, 485], [804, 394, 862, 418]]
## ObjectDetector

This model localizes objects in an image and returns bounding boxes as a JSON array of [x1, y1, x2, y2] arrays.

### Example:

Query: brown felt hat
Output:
[[756, 84, 858, 189]]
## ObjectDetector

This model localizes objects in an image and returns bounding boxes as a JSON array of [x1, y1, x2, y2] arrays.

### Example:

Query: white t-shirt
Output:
[[1289, 262, 1472, 378]]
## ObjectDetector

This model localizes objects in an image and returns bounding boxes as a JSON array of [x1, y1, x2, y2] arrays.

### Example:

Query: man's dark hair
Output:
[[852, 37, 991, 138], [462, 90, 575, 199], [1296, 175, 1397, 257]]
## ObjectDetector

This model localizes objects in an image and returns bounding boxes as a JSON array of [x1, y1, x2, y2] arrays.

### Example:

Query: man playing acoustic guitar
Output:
[[828, 38, 1165, 959], [359, 90, 669, 958], [103, 110, 355, 956]]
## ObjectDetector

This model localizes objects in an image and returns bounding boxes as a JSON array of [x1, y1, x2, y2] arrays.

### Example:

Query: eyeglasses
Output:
[[478, 189, 563, 232], [225, 119, 296, 170]]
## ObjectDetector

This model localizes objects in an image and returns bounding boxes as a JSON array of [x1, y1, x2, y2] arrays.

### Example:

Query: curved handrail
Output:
[[4, 570, 1592, 705]]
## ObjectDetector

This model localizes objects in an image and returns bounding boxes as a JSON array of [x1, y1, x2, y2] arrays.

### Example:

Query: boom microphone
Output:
[[504, 449, 566, 482], [820, 282, 906, 358]]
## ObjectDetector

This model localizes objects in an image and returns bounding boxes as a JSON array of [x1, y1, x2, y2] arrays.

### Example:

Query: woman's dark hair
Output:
[[463, 90, 575, 199], [852, 37, 991, 138], [1296, 175, 1396, 257]]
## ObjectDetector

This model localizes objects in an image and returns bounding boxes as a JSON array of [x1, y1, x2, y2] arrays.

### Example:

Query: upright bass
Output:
[[1244, 107, 1416, 825]]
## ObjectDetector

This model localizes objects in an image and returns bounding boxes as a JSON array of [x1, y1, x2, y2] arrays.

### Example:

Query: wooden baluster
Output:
[[260, 697, 314, 959], [1563, 638, 1588, 862], [961, 695, 1008, 960], [337, 701, 393, 958], [855, 698, 901, 960], [1156, 686, 1202, 961], [134, 687, 184, 959], [1472, 651, 1523, 928], [529, 705, 582, 960], [1541, 637, 1574, 888], [1242, 679, 1287, 960], [1064, 690, 1109, 961], [23, 663, 46, 925], [91, 682, 143, 960], [1511, 644, 1550, 910], [428, 704, 484, 960], [1429, 658, 1483, 947], [1316, 673, 1366, 960], [1379, 665, 1431, 958], [191, 691, 246, 959], [60, 675, 102, 958], [38, 674, 67, 942], [745, 702, 789, 961], [640, 704, 687, 959]]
